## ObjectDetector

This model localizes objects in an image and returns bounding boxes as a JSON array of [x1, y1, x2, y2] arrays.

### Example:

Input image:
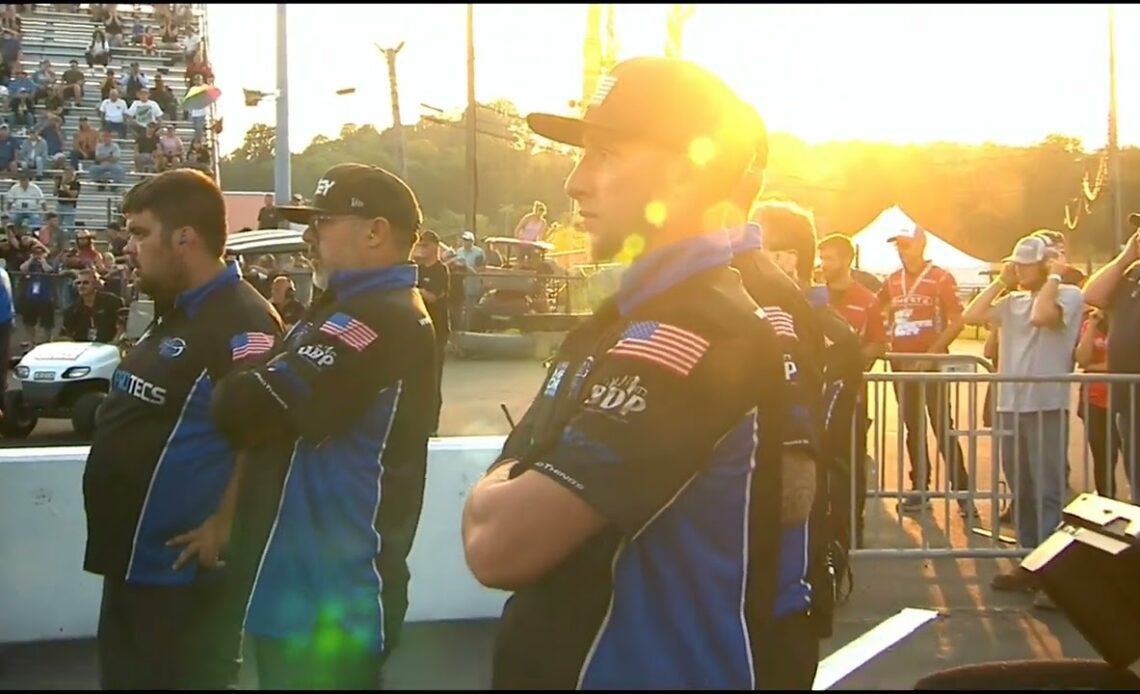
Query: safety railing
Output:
[[847, 367, 1140, 559]]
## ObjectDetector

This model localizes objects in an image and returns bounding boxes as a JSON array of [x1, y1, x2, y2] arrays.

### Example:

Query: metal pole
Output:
[[1108, 4, 1123, 252], [379, 43, 407, 180], [465, 4, 477, 233], [274, 3, 291, 203]]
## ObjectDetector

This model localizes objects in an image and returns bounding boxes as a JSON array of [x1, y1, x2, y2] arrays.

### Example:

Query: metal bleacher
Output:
[[2, 3, 217, 235]]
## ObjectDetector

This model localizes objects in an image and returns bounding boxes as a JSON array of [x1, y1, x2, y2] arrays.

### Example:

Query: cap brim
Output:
[[276, 205, 324, 225], [526, 113, 586, 147]]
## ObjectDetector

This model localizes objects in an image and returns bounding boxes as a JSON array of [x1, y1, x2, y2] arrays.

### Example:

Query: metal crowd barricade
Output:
[[849, 361, 1140, 560]]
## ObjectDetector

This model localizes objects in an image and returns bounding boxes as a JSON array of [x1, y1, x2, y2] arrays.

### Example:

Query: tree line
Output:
[[218, 100, 1138, 262]]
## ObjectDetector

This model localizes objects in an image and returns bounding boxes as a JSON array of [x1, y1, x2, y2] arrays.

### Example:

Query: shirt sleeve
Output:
[[1058, 286, 1085, 330], [212, 304, 431, 445], [524, 318, 785, 537], [206, 303, 283, 384]]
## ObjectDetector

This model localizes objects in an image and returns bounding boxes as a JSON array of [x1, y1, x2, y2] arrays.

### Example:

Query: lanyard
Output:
[[900, 263, 933, 299]]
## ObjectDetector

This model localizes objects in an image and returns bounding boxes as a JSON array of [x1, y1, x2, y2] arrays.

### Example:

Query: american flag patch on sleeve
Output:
[[319, 312, 378, 351], [231, 332, 276, 361], [607, 321, 709, 377], [760, 305, 798, 340]]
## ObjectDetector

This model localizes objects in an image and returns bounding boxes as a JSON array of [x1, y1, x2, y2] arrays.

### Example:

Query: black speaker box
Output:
[[1021, 493, 1140, 669]]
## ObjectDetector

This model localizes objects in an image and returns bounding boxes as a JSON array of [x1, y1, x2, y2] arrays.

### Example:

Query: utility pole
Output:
[[274, 3, 290, 203], [465, 4, 477, 233], [376, 41, 407, 180], [1108, 4, 1124, 252]]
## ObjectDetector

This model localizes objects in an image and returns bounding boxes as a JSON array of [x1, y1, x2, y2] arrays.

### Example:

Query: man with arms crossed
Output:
[[462, 57, 802, 689], [210, 164, 436, 689], [82, 169, 282, 689]]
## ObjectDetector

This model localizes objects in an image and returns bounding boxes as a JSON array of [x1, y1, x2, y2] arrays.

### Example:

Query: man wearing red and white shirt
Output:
[[877, 225, 974, 515], [818, 233, 888, 545], [1075, 308, 1120, 497]]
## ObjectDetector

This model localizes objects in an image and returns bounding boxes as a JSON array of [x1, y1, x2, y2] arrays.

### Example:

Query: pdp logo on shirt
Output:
[[298, 343, 336, 369]]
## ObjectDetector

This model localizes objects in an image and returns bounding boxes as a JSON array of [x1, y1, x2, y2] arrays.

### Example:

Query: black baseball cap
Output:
[[277, 163, 423, 238], [527, 56, 764, 174]]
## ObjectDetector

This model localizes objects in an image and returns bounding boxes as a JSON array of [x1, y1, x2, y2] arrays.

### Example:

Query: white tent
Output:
[[849, 206, 992, 288]]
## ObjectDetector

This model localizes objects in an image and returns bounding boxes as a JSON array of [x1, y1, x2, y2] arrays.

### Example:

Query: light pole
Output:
[[1107, 3, 1123, 252], [274, 3, 289, 204]]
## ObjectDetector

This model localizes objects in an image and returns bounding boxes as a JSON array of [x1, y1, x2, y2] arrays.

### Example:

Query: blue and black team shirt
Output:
[[491, 231, 795, 689], [209, 262, 437, 657], [82, 261, 283, 585]]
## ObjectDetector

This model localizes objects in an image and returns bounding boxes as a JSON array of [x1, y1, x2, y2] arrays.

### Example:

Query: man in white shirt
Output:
[[126, 88, 163, 138], [962, 234, 1083, 608], [98, 89, 129, 138], [7, 173, 45, 229]]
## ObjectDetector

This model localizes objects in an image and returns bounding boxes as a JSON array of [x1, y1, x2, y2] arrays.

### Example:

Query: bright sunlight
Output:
[[208, 3, 1140, 154]]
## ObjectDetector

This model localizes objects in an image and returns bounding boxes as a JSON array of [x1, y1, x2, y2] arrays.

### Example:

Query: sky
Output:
[[206, 3, 1139, 156]]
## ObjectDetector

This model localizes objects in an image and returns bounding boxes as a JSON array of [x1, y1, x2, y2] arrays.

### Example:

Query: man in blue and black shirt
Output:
[[82, 169, 283, 689], [210, 164, 437, 690], [462, 56, 804, 689]]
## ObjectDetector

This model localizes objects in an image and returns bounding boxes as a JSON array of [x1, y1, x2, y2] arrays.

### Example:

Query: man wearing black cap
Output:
[[1084, 215, 1140, 504], [461, 57, 801, 689], [208, 164, 437, 689]]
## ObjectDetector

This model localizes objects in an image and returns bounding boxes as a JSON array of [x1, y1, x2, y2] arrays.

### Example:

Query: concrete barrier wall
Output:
[[0, 437, 510, 644]]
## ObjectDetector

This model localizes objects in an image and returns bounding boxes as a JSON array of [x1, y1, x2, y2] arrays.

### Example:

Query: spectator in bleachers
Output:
[[120, 62, 148, 104], [54, 164, 80, 232], [159, 18, 178, 52], [156, 123, 181, 170], [37, 212, 63, 254], [69, 115, 96, 169], [74, 228, 103, 270], [98, 89, 128, 138], [89, 3, 110, 23], [176, 3, 195, 29], [134, 121, 159, 173], [186, 49, 212, 87], [99, 69, 116, 100], [7, 172, 44, 228], [181, 24, 200, 64], [85, 28, 111, 68], [0, 224, 21, 268], [150, 74, 175, 120], [42, 85, 66, 120], [61, 59, 84, 105], [0, 27, 20, 72], [37, 112, 66, 170], [17, 128, 47, 178], [141, 25, 156, 56], [18, 242, 54, 345], [102, 251, 127, 298], [0, 124, 19, 172], [130, 15, 145, 46], [1, 5, 22, 35], [184, 135, 210, 173], [104, 7, 124, 48], [89, 128, 125, 189], [106, 220, 128, 258], [126, 88, 161, 136], [31, 60, 55, 104]]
